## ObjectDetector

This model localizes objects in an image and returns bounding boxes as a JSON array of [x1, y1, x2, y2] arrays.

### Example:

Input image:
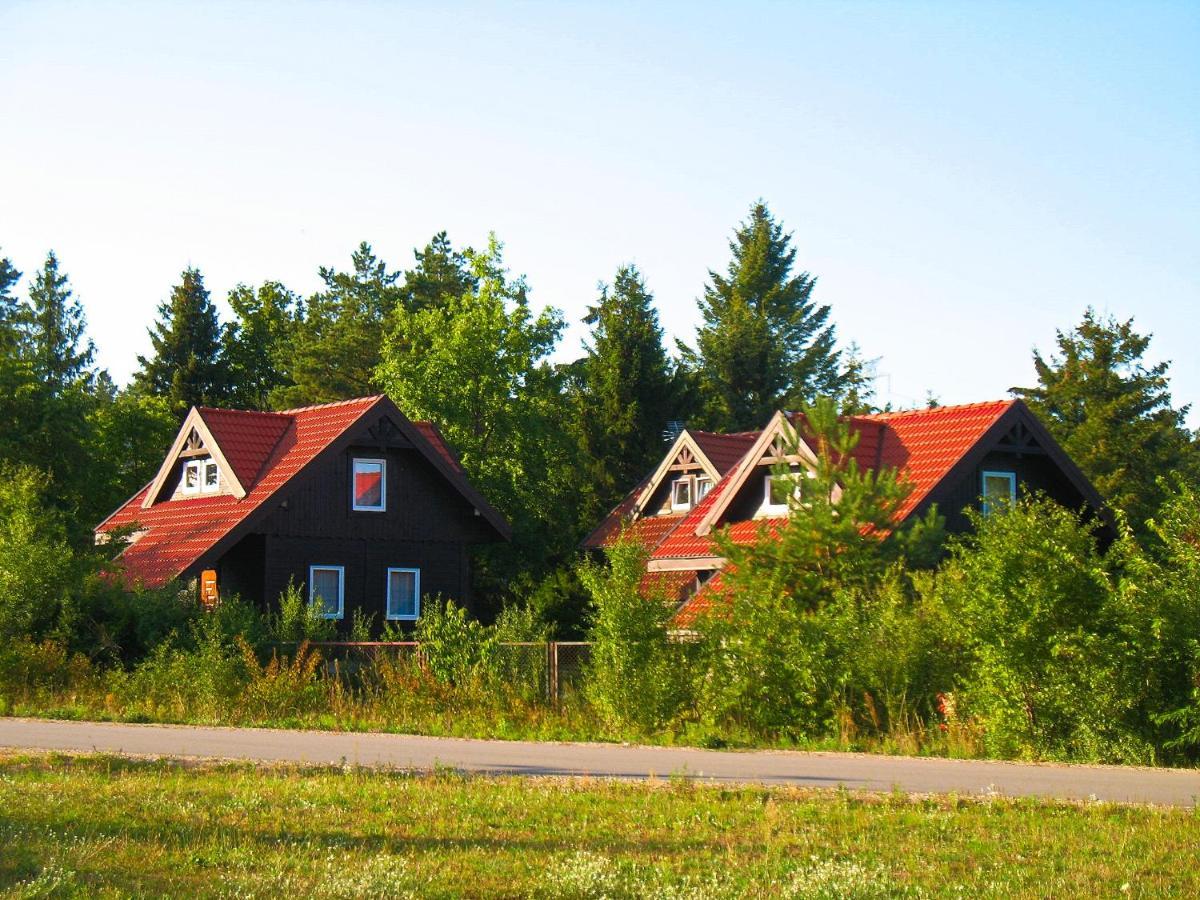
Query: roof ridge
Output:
[[275, 394, 385, 415], [196, 406, 292, 418], [856, 399, 1014, 420]]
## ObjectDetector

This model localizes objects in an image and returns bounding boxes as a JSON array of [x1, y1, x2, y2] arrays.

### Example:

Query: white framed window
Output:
[[352, 458, 386, 512], [308, 565, 344, 619], [671, 477, 693, 511], [696, 476, 713, 502], [981, 470, 1017, 516], [386, 567, 421, 621], [182, 460, 202, 494], [761, 472, 802, 515], [182, 458, 220, 495]]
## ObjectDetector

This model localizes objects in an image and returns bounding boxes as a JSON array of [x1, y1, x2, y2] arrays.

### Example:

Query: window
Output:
[[386, 567, 421, 620], [761, 472, 801, 515], [309, 565, 344, 619], [352, 458, 386, 511], [981, 470, 1017, 516], [671, 477, 692, 511], [182, 458, 220, 495], [696, 477, 713, 501]]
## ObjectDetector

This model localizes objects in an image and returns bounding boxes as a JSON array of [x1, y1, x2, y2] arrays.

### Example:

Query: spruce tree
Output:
[[134, 267, 228, 416], [1012, 308, 1200, 533], [21, 251, 95, 392], [223, 280, 298, 409], [683, 201, 846, 430], [399, 231, 477, 312], [0, 252, 21, 354], [275, 242, 401, 407], [576, 264, 678, 515]]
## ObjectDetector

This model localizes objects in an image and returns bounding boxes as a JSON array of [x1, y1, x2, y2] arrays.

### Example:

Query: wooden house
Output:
[[95, 395, 509, 624], [583, 400, 1108, 628]]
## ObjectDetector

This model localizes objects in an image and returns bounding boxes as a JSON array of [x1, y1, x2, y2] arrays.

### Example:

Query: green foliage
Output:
[[85, 384, 177, 523], [19, 250, 95, 393], [1013, 308, 1200, 535], [581, 536, 691, 731], [573, 265, 681, 521], [935, 497, 1152, 762], [0, 465, 80, 641], [268, 579, 336, 644], [222, 281, 299, 409], [274, 242, 400, 407], [415, 596, 491, 685], [378, 235, 576, 588], [349, 608, 376, 642], [398, 231, 478, 313], [681, 201, 850, 431], [0, 251, 21, 352], [133, 267, 229, 417]]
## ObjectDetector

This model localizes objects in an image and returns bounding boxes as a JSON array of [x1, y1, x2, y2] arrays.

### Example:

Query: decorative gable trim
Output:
[[633, 430, 722, 517], [694, 412, 819, 537], [141, 408, 250, 508]]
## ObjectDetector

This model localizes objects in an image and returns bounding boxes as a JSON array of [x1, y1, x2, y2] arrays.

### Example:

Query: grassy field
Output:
[[0, 754, 1196, 898]]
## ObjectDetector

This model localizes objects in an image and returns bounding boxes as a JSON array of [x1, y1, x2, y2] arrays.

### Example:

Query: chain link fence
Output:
[[287, 641, 592, 705]]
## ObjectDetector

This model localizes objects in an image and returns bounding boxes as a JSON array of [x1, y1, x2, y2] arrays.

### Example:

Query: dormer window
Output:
[[352, 458, 386, 512], [182, 458, 220, 495], [761, 472, 802, 516], [696, 477, 713, 501], [671, 477, 693, 511]]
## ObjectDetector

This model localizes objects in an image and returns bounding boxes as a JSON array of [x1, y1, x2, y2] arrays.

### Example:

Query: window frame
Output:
[[761, 471, 802, 516], [385, 567, 421, 621], [181, 459, 203, 495], [670, 476, 694, 511], [203, 459, 220, 491], [981, 470, 1017, 516], [308, 565, 345, 620], [351, 457, 387, 512], [695, 476, 713, 502]]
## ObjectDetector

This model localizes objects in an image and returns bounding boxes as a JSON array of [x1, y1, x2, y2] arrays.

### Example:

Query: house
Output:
[[582, 399, 1107, 628], [95, 395, 509, 624]]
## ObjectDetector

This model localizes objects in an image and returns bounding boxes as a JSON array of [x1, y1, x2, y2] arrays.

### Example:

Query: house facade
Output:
[[95, 395, 509, 624], [583, 399, 1108, 627]]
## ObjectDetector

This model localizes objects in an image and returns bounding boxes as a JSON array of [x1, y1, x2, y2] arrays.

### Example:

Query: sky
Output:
[[2, 1, 1197, 422]]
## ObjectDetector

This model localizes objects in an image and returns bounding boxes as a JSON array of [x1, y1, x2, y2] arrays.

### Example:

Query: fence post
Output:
[[548, 641, 559, 706]]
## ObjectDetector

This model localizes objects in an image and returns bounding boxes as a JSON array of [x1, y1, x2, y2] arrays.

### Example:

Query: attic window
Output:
[[182, 459, 220, 495], [981, 470, 1017, 516], [352, 458, 386, 512], [696, 477, 713, 501], [671, 477, 692, 511], [761, 472, 801, 516]]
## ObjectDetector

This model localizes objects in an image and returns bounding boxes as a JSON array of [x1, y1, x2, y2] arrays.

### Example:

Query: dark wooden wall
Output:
[[211, 433, 497, 625]]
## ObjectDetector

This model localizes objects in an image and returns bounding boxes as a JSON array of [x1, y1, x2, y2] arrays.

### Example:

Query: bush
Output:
[[935, 496, 1151, 762], [415, 596, 490, 685], [581, 536, 692, 731], [0, 465, 81, 641]]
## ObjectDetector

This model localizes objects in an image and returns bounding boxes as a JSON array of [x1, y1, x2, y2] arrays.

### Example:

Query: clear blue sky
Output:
[[2, 1, 1197, 422]]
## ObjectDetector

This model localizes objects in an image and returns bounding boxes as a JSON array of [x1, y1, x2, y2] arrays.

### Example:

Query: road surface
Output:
[[1, 718, 1197, 806]]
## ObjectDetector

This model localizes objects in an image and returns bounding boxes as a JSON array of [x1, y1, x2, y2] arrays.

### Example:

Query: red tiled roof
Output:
[[850, 400, 1014, 520], [650, 461, 746, 560], [639, 570, 697, 605], [97, 395, 506, 588], [671, 570, 730, 629], [692, 430, 760, 475]]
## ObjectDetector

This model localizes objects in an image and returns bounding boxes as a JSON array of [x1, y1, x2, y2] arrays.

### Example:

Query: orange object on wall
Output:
[[200, 569, 219, 608]]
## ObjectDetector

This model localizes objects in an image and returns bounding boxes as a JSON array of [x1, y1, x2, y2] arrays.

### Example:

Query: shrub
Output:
[[268, 579, 336, 644], [581, 536, 692, 731], [415, 596, 490, 685], [935, 496, 1151, 762], [237, 639, 326, 720], [0, 465, 81, 641]]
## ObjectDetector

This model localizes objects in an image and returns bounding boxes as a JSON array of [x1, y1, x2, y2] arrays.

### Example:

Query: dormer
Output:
[[634, 431, 723, 517], [141, 407, 267, 508]]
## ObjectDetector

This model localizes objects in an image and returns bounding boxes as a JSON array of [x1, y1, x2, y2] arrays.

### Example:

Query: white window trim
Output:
[[182, 459, 203, 495], [385, 567, 421, 621], [670, 477, 693, 511], [760, 472, 803, 517], [351, 457, 387, 512], [981, 470, 1017, 515], [308, 565, 345, 620], [696, 476, 713, 501], [203, 459, 220, 491]]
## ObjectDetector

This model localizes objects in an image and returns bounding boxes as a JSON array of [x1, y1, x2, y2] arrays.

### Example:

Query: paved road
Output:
[[2, 718, 1197, 806]]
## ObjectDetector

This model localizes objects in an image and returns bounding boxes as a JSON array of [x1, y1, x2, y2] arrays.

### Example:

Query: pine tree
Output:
[[223, 280, 298, 409], [21, 251, 95, 392], [399, 231, 477, 312], [0, 252, 21, 354], [275, 242, 401, 407], [1012, 308, 1200, 533], [575, 264, 678, 516], [682, 201, 847, 431], [134, 267, 228, 416]]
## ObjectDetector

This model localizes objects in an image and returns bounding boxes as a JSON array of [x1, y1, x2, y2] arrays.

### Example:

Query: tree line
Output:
[[1, 200, 1197, 615]]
